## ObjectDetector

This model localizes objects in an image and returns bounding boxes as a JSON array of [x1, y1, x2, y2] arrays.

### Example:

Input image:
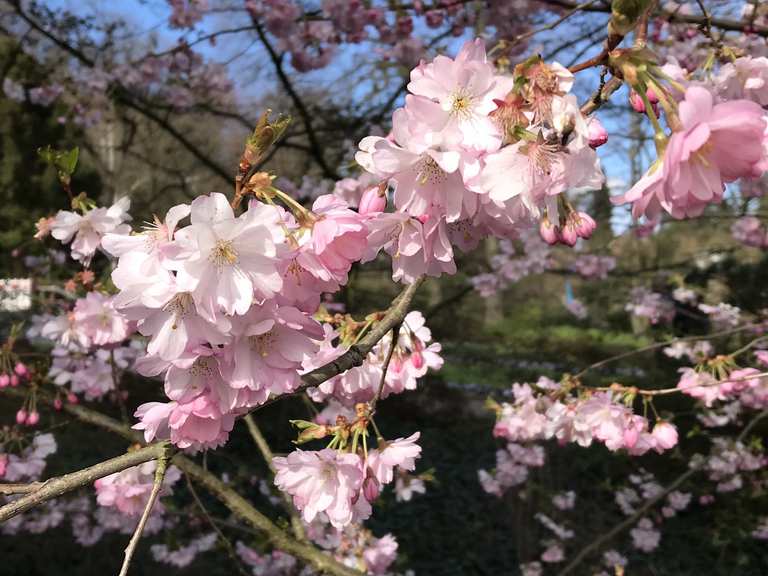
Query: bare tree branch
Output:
[[118, 449, 170, 576], [0, 442, 168, 522]]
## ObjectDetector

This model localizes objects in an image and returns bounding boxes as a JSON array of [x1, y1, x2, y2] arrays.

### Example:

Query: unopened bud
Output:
[[15, 409, 27, 424], [587, 117, 608, 149], [608, 0, 652, 36], [67, 393, 79, 404], [53, 398, 63, 411], [0, 374, 9, 388], [539, 217, 559, 245], [358, 186, 387, 215], [14, 362, 28, 378], [26, 411, 40, 426], [9, 374, 19, 387], [363, 472, 380, 503]]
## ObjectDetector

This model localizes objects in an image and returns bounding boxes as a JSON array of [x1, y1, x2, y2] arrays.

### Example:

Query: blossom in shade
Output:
[[366, 432, 421, 484], [224, 301, 323, 402], [72, 292, 132, 347], [50, 197, 131, 263], [272, 448, 364, 528], [94, 461, 181, 516]]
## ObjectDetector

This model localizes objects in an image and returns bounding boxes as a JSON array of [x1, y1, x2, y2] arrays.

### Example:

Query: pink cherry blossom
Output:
[[366, 432, 421, 485], [406, 38, 513, 151], [72, 292, 132, 347], [613, 87, 768, 219], [224, 301, 323, 402], [272, 448, 364, 528], [51, 197, 131, 263], [172, 194, 284, 321], [94, 460, 181, 516]]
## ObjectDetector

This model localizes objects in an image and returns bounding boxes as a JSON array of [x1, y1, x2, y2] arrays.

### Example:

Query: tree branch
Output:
[[243, 414, 307, 541], [0, 391, 363, 576], [118, 449, 170, 576], [256, 276, 425, 411], [0, 442, 168, 523], [249, 17, 338, 180]]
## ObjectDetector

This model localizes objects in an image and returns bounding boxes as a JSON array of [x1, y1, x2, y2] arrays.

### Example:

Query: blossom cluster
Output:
[[492, 379, 679, 457], [357, 40, 605, 283], [612, 57, 768, 221], [94, 461, 181, 517], [273, 432, 421, 529]]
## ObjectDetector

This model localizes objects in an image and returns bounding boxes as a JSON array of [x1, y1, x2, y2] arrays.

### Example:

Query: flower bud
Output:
[[67, 393, 79, 404], [358, 186, 387, 215], [573, 212, 597, 239], [26, 411, 40, 426], [559, 223, 578, 247], [14, 362, 28, 378], [16, 409, 27, 425], [539, 217, 559, 245], [53, 398, 63, 411], [363, 472, 380, 503], [651, 421, 678, 451], [587, 117, 608, 149], [0, 374, 9, 388], [9, 374, 19, 387], [629, 90, 646, 113], [645, 87, 659, 104]]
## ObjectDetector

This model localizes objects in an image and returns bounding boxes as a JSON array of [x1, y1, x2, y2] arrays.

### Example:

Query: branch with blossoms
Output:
[[2, 0, 768, 574]]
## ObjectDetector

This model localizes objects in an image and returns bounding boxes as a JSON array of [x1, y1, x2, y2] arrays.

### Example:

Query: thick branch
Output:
[[0, 443, 167, 522], [0, 390, 362, 576]]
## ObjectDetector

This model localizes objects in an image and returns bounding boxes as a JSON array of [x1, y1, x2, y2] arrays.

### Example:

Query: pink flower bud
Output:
[[651, 421, 678, 451], [587, 117, 608, 149], [26, 411, 40, 426], [67, 393, 79, 404], [646, 87, 659, 104], [358, 186, 387, 215], [629, 90, 646, 113], [363, 472, 380, 503], [539, 218, 559, 245], [9, 374, 19, 387], [14, 362, 28, 377], [0, 374, 9, 388], [53, 398, 63, 411], [559, 224, 578, 247], [572, 212, 597, 239], [15, 409, 27, 425]]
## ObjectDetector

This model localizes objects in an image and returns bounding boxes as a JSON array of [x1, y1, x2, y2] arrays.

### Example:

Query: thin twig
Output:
[[556, 408, 768, 576], [370, 324, 401, 412], [573, 323, 761, 379], [243, 415, 307, 541], [184, 473, 250, 576], [118, 449, 170, 576]]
